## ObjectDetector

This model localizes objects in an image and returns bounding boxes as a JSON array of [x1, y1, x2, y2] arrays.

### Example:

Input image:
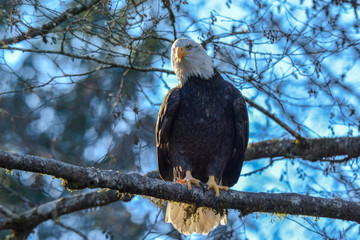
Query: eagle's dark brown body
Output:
[[156, 69, 249, 187]]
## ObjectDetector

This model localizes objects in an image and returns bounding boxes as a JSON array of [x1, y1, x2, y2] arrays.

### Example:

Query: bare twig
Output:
[[0, 183, 33, 208], [55, 219, 89, 240], [245, 96, 305, 141], [161, 0, 177, 40], [0, 0, 103, 47], [0, 205, 18, 219], [0, 46, 174, 75]]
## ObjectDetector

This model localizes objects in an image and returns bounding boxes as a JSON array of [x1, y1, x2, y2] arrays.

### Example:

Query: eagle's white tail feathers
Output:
[[165, 201, 226, 236]]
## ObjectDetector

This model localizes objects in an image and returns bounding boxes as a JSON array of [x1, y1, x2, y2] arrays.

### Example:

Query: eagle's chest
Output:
[[178, 81, 232, 127]]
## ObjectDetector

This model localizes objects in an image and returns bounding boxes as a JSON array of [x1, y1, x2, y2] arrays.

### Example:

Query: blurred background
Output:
[[0, 0, 359, 239]]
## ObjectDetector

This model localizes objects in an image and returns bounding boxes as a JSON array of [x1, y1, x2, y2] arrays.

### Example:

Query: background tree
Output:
[[0, 0, 359, 239]]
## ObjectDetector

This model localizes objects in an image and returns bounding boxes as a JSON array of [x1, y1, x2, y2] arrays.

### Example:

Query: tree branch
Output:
[[0, 44, 348, 144], [0, 205, 18, 219], [245, 136, 360, 162], [0, 149, 360, 228], [0, 190, 125, 239], [0, 46, 174, 75], [0, 0, 103, 47], [161, 0, 177, 40], [55, 221, 89, 240], [244, 96, 305, 141]]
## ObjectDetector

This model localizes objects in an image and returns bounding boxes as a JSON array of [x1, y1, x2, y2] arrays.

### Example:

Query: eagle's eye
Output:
[[185, 45, 192, 51]]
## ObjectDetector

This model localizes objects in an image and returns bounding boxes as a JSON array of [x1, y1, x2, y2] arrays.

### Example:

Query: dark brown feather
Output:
[[156, 88, 181, 181], [156, 69, 248, 187]]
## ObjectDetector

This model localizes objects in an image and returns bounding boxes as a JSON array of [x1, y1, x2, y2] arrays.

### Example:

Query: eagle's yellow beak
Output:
[[176, 46, 189, 62]]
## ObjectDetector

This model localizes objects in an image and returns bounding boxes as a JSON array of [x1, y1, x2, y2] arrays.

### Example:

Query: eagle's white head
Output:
[[171, 38, 214, 84]]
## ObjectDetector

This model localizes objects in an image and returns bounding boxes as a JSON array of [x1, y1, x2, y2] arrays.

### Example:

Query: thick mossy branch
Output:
[[1, 148, 360, 226]]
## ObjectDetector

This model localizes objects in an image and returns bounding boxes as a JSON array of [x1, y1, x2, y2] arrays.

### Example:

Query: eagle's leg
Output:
[[206, 176, 229, 201], [176, 170, 202, 192]]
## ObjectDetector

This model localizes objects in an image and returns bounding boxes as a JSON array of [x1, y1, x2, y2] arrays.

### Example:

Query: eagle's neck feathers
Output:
[[174, 57, 214, 84]]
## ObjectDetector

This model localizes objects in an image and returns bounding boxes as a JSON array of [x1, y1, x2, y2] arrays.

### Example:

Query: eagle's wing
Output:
[[156, 87, 181, 181], [222, 89, 249, 187]]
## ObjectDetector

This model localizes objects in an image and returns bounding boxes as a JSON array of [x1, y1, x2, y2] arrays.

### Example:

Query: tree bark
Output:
[[245, 136, 360, 162], [0, 147, 360, 232], [0, 190, 126, 239]]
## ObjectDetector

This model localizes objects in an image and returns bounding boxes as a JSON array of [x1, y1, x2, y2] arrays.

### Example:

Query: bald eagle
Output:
[[156, 38, 249, 235]]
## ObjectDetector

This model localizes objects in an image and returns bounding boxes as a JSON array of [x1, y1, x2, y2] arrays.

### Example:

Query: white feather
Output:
[[171, 38, 214, 84], [220, 214, 227, 225], [165, 201, 225, 236]]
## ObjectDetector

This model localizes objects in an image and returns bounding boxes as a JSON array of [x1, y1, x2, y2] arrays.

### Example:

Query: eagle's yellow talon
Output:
[[206, 176, 229, 197], [175, 170, 201, 191]]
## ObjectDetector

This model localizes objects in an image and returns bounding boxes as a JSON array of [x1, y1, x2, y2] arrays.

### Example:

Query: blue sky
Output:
[[2, 0, 360, 239]]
